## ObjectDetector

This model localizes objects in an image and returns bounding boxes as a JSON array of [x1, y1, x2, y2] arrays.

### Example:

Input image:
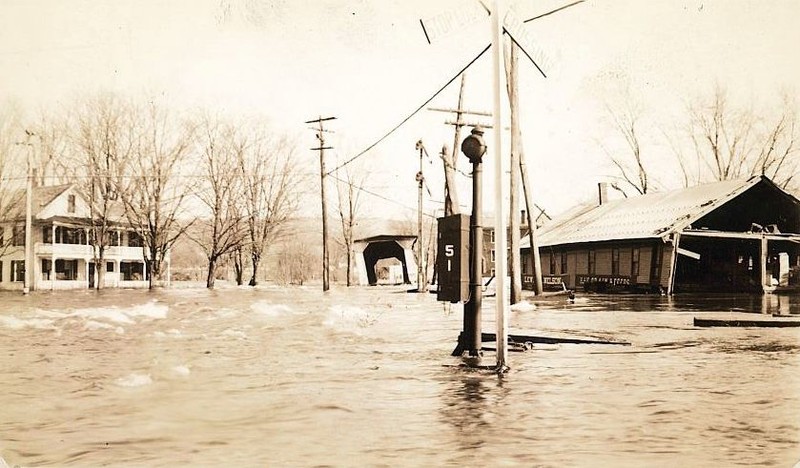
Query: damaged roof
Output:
[[528, 176, 786, 248]]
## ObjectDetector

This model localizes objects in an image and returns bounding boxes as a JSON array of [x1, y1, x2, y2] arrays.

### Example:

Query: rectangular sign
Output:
[[436, 214, 470, 303]]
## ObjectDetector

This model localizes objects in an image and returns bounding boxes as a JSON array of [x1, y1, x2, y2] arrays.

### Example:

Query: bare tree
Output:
[[600, 89, 653, 197], [191, 116, 246, 288], [29, 109, 72, 186], [119, 101, 195, 289], [688, 85, 756, 183], [276, 238, 314, 286], [237, 125, 302, 286], [334, 164, 367, 287], [752, 93, 798, 191], [0, 102, 26, 258], [71, 94, 133, 289]]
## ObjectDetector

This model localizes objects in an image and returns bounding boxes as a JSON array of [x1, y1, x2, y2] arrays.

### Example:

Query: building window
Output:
[[41, 259, 51, 280], [42, 226, 53, 244], [12, 225, 25, 246], [651, 244, 663, 282], [549, 251, 556, 274], [106, 262, 114, 272], [490, 249, 496, 263], [128, 231, 143, 248], [561, 252, 568, 275], [55, 259, 78, 280], [11, 260, 25, 282], [588, 250, 596, 275], [67, 194, 76, 213], [120, 261, 144, 281], [631, 247, 640, 277], [612, 248, 620, 276], [55, 226, 86, 245], [490, 229, 495, 244]]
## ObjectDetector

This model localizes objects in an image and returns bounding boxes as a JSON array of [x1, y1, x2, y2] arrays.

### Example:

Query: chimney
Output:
[[598, 182, 609, 205]]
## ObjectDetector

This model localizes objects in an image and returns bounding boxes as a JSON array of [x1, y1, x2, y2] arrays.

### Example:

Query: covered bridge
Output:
[[353, 234, 418, 286]]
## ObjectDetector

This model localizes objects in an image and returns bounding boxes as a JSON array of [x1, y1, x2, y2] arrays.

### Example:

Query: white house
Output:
[[0, 184, 161, 290]]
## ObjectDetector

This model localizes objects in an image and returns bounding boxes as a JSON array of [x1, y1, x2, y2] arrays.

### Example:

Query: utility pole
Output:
[[306, 116, 336, 292], [15, 131, 35, 295], [415, 140, 427, 292], [505, 38, 523, 304]]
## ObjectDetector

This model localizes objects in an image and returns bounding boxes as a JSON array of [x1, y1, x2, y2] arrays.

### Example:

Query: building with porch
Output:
[[521, 176, 800, 294], [0, 184, 157, 290]]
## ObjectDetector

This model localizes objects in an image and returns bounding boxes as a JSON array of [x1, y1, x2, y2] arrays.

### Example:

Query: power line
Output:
[[327, 171, 438, 219], [327, 43, 492, 176]]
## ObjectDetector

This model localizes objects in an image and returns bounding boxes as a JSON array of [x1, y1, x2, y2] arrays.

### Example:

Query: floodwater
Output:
[[1, 286, 799, 467]]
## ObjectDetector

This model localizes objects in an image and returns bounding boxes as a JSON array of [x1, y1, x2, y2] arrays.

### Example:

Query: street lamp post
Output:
[[460, 126, 487, 357]]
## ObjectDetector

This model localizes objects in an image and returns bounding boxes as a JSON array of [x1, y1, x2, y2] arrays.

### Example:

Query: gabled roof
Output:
[[527, 176, 785, 248], [1, 184, 73, 220]]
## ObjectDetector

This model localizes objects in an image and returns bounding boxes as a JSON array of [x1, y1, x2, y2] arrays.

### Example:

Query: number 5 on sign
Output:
[[436, 214, 469, 303]]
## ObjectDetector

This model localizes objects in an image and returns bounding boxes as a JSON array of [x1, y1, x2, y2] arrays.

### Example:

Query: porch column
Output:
[[760, 234, 769, 291], [667, 233, 681, 295], [51, 225, 56, 290]]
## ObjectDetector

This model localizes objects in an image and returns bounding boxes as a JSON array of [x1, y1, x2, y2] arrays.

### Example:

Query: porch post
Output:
[[667, 232, 681, 295], [51, 225, 56, 290], [760, 234, 769, 291]]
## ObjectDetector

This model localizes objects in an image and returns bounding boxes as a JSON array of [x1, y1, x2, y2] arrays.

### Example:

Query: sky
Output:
[[1, 0, 799, 221]]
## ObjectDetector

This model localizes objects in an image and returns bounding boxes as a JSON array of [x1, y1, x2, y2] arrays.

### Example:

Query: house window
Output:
[[612, 248, 620, 276], [561, 252, 568, 275], [41, 259, 51, 280], [120, 261, 144, 281], [55, 226, 86, 245], [549, 251, 556, 274], [106, 262, 114, 272], [55, 259, 78, 280], [651, 244, 663, 282], [128, 231, 143, 248], [106, 230, 120, 247], [588, 250, 596, 275], [42, 226, 53, 244], [12, 225, 25, 246], [631, 248, 640, 277], [11, 260, 25, 282], [67, 194, 76, 213]]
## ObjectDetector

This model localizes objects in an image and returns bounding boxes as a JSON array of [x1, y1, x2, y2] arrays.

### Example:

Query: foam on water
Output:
[[172, 365, 191, 376], [510, 300, 536, 312], [1, 301, 170, 335], [115, 373, 153, 387], [221, 328, 248, 339], [250, 301, 292, 317], [324, 304, 382, 332], [0, 316, 56, 330]]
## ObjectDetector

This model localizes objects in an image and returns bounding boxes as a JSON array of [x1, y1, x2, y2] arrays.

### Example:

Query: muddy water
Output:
[[0, 286, 798, 467]]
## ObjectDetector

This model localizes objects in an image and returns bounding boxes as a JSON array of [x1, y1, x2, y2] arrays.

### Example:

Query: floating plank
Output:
[[693, 317, 800, 328], [481, 332, 629, 346]]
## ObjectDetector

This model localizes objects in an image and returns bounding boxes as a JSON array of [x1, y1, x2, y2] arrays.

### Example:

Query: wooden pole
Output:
[[305, 116, 336, 292], [667, 232, 681, 295], [492, 0, 509, 370], [416, 141, 426, 292], [505, 38, 522, 304], [446, 74, 467, 216], [760, 234, 769, 292], [519, 148, 543, 295], [24, 151, 32, 294]]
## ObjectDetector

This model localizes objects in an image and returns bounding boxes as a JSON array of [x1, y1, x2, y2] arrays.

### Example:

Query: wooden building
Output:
[[521, 176, 800, 294], [0, 184, 157, 290]]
